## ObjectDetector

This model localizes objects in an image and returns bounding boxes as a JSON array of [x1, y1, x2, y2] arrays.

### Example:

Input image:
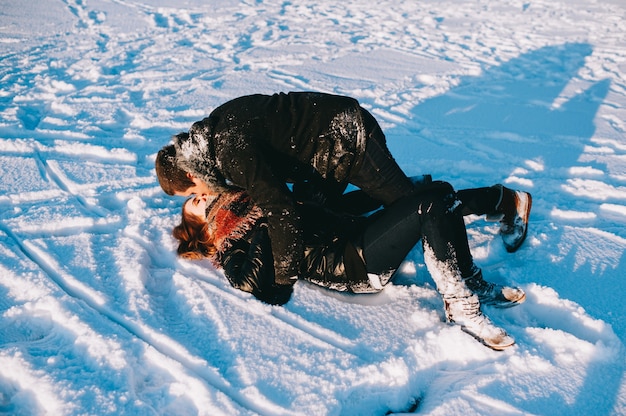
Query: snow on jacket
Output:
[[174, 92, 369, 285]]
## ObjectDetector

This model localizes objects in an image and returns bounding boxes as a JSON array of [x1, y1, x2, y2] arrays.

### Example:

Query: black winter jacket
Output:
[[174, 92, 369, 285], [218, 202, 381, 305]]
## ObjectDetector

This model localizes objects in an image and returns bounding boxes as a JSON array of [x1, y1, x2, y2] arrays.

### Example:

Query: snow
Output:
[[1, 0, 625, 414]]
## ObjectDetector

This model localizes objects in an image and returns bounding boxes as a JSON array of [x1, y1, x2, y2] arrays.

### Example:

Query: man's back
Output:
[[207, 91, 367, 183]]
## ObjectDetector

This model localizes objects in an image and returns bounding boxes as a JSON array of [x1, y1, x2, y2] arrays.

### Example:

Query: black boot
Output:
[[487, 185, 533, 253], [464, 268, 526, 308]]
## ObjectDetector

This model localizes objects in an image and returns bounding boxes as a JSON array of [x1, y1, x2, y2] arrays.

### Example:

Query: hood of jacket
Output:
[[174, 116, 230, 193]]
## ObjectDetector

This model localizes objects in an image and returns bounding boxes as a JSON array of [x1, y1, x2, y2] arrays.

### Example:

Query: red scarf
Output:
[[206, 191, 264, 258]]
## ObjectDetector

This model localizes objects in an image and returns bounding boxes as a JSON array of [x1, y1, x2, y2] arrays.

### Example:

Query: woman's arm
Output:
[[214, 136, 303, 287], [219, 222, 293, 305]]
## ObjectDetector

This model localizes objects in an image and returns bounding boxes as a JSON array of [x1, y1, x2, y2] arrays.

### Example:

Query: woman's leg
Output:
[[353, 185, 515, 349], [457, 186, 502, 216], [355, 183, 476, 281]]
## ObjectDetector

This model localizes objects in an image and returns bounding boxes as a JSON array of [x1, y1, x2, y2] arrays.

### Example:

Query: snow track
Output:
[[1, 0, 625, 414]]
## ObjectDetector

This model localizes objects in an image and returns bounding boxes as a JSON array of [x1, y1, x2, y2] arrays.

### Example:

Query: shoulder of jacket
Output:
[[188, 116, 216, 136]]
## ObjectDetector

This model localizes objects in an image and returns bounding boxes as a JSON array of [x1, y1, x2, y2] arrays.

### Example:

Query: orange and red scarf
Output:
[[206, 191, 264, 256]]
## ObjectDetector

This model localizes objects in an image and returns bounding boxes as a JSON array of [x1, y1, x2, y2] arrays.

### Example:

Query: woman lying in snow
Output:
[[171, 178, 532, 350]]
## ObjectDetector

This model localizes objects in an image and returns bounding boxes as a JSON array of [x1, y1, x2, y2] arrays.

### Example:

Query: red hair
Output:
[[172, 198, 217, 259]]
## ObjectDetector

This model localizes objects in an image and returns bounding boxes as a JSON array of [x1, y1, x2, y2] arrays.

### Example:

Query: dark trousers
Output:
[[349, 109, 417, 206], [356, 184, 476, 280], [335, 107, 501, 279], [458, 186, 502, 216], [320, 106, 504, 216]]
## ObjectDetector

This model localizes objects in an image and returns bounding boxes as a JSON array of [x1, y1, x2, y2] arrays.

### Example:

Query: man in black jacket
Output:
[[157, 92, 418, 287]]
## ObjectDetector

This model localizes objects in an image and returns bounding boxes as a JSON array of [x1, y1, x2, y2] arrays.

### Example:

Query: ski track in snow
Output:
[[1, 0, 626, 414]]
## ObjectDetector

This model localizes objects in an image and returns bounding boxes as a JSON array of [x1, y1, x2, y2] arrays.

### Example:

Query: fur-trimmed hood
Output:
[[173, 117, 230, 193]]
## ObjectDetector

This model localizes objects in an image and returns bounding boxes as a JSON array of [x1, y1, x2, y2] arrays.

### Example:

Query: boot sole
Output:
[[460, 326, 516, 350], [445, 314, 517, 351], [480, 291, 527, 308]]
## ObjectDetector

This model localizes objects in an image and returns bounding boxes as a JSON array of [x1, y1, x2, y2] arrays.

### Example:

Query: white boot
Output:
[[444, 294, 515, 350], [424, 243, 515, 350]]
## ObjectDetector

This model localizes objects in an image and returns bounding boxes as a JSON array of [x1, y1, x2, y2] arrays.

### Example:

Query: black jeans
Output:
[[349, 109, 417, 206], [458, 186, 502, 216], [356, 183, 476, 279], [315, 106, 504, 216]]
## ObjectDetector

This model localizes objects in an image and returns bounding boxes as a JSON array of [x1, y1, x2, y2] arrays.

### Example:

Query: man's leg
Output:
[[457, 186, 502, 216], [457, 185, 533, 253], [349, 109, 416, 206]]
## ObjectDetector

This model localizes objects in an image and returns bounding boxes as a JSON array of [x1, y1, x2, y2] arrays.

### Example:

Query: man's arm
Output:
[[214, 137, 303, 285]]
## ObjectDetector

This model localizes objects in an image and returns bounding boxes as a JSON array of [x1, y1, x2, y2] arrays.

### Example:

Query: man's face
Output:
[[174, 176, 213, 197]]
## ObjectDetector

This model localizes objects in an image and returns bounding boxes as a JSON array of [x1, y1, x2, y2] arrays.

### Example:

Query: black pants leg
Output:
[[356, 184, 476, 279], [457, 186, 502, 216], [349, 109, 417, 206]]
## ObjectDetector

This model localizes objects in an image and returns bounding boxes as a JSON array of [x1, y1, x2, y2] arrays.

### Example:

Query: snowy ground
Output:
[[1, 0, 626, 414]]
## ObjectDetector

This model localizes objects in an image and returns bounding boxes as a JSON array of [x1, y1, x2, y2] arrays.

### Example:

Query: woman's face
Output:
[[184, 196, 209, 220]]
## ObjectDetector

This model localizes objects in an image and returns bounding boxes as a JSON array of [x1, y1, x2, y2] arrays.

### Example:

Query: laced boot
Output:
[[487, 185, 533, 253], [424, 241, 515, 349], [464, 269, 525, 308], [444, 294, 515, 350]]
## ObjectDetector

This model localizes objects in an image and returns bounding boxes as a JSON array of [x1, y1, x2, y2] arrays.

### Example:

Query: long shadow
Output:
[[387, 42, 623, 415], [388, 43, 610, 174], [412, 43, 600, 138]]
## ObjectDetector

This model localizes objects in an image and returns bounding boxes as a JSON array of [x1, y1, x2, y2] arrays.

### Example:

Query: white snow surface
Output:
[[1, 0, 626, 414]]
